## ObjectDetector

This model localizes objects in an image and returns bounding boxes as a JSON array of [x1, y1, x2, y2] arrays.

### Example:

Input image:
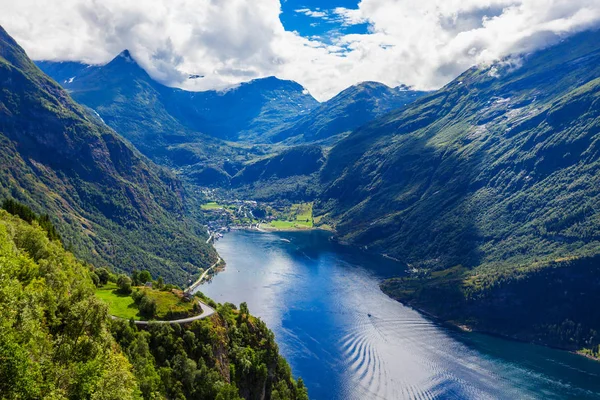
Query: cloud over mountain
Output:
[[1, 0, 599, 100]]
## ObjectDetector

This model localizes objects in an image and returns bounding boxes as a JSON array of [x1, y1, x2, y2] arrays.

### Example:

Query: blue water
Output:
[[196, 229, 600, 399]]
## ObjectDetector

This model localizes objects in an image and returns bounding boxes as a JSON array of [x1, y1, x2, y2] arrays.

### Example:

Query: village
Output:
[[198, 188, 317, 241]]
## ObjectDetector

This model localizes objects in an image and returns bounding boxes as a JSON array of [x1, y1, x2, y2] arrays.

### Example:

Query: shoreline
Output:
[[381, 287, 600, 362], [186, 256, 222, 294], [229, 224, 333, 233], [256, 222, 334, 233]]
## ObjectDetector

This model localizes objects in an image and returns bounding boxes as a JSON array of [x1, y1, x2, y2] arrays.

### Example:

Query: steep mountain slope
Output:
[[317, 29, 600, 350], [37, 54, 318, 144], [44, 50, 204, 159], [0, 26, 216, 284], [272, 82, 428, 143]]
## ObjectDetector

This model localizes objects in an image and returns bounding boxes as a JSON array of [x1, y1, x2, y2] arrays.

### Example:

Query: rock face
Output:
[[0, 25, 217, 283]]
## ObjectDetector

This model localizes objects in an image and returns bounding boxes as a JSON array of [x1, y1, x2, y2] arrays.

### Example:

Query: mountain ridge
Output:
[[37, 51, 319, 143], [271, 80, 429, 143]]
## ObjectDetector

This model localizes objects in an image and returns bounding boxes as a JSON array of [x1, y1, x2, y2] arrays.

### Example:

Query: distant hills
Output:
[[272, 82, 428, 144], [37, 52, 318, 145], [0, 26, 216, 284], [316, 29, 600, 350], [37, 54, 426, 146]]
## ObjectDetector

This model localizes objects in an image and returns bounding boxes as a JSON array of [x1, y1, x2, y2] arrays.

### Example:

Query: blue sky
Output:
[[279, 0, 370, 41]]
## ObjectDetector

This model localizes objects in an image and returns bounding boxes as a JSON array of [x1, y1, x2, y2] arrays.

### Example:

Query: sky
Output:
[[1, 0, 600, 101]]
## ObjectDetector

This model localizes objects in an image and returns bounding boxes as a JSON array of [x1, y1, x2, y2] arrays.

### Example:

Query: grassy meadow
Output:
[[94, 283, 197, 320]]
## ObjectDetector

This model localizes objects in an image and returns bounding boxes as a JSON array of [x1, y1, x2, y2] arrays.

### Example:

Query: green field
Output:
[[291, 203, 313, 224], [95, 283, 197, 320], [268, 220, 297, 228], [200, 202, 223, 210], [265, 202, 314, 230], [95, 283, 139, 319]]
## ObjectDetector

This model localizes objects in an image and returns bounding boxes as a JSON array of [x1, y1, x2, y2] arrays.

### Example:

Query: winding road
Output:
[[186, 256, 221, 294], [110, 257, 222, 325], [110, 299, 216, 326]]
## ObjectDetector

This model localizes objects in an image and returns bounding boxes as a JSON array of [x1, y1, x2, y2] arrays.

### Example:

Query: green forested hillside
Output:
[[111, 301, 309, 400], [0, 26, 216, 284], [0, 209, 309, 399], [317, 29, 600, 349], [230, 145, 325, 201]]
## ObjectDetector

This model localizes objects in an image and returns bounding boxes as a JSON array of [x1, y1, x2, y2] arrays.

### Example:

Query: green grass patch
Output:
[[201, 202, 223, 210], [95, 283, 197, 320], [268, 220, 297, 228], [94, 283, 140, 320], [291, 203, 313, 226], [265, 202, 314, 230]]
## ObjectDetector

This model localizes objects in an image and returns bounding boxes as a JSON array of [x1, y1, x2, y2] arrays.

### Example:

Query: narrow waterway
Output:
[[196, 229, 600, 400]]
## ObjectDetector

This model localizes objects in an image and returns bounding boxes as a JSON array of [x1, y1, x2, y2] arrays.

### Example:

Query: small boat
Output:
[[280, 238, 291, 243]]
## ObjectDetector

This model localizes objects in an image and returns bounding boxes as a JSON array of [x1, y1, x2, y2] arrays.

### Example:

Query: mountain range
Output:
[[271, 82, 428, 144], [37, 52, 317, 145], [37, 54, 426, 145], [36, 54, 426, 179]]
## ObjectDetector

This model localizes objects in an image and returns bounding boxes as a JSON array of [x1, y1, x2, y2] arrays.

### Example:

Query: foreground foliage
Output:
[[0, 209, 308, 399], [0, 210, 140, 399], [111, 302, 309, 400]]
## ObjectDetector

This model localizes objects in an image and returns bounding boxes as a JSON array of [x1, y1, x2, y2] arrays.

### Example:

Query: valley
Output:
[[2, 8, 600, 399]]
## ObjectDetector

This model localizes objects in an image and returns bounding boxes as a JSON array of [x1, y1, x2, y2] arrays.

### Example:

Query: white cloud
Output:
[[295, 8, 329, 19], [0, 0, 599, 101], [332, 7, 367, 26]]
